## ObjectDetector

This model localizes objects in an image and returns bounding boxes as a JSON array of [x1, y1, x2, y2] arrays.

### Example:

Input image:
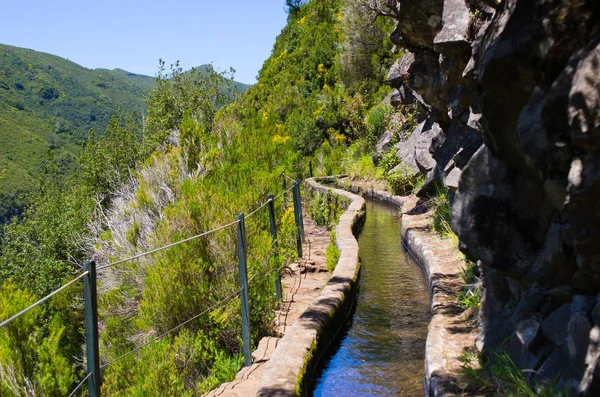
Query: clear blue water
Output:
[[312, 200, 430, 396]]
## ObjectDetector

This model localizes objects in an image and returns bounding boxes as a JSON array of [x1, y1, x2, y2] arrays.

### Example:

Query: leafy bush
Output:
[[325, 241, 340, 273], [365, 104, 393, 144], [338, 0, 395, 95], [377, 148, 400, 175], [0, 282, 79, 396], [385, 163, 422, 195], [459, 349, 570, 396], [309, 189, 347, 229], [348, 154, 378, 181], [431, 186, 455, 239]]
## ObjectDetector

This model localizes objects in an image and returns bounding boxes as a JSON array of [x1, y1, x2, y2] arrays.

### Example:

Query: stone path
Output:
[[204, 215, 331, 397]]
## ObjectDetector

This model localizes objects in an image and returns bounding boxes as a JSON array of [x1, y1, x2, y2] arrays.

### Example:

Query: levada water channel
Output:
[[311, 199, 431, 396]]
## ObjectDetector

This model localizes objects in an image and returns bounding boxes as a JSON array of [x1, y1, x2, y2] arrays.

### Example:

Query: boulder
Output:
[[516, 319, 541, 350], [433, 0, 472, 61], [444, 163, 461, 191], [390, 86, 415, 107], [391, 0, 444, 51], [569, 38, 600, 153], [386, 52, 415, 87], [372, 130, 394, 165], [394, 118, 442, 175]]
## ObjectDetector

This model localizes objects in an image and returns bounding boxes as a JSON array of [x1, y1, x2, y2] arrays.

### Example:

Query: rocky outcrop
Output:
[[386, 0, 483, 197], [383, 0, 600, 393]]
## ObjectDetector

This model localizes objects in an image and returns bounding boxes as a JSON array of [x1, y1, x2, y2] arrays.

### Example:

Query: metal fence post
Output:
[[292, 182, 303, 258], [309, 161, 313, 178], [83, 261, 101, 397], [236, 213, 252, 367], [267, 195, 282, 301], [295, 180, 305, 243]]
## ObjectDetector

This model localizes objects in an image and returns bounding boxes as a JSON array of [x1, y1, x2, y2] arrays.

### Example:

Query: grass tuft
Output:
[[459, 348, 571, 396]]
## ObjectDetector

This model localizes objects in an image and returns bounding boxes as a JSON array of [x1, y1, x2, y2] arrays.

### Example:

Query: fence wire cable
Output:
[[0, 271, 90, 328], [97, 220, 240, 271], [282, 173, 298, 183], [100, 287, 243, 369], [245, 198, 272, 219], [67, 372, 92, 397], [274, 184, 295, 201]]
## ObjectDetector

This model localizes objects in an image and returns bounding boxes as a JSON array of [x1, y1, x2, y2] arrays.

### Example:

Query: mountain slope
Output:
[[0, 44, 156, 222], [0, 44, 249, 224]]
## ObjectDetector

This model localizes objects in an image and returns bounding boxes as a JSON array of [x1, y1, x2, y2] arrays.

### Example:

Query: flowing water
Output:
[[312, 200, 431, 396]]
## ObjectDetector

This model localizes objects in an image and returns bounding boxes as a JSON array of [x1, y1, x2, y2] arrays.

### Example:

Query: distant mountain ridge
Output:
[[0, 43, 248, 225]]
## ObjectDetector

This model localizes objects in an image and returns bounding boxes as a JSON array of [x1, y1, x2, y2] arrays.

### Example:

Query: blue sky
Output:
[[0, 0, 290, 84]]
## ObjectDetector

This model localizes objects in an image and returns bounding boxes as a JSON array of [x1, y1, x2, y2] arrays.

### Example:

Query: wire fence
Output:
[[67, 372, 92, 397], [0, 271, 89, 328], [96, 219, 241, 271], [0, 169, 310, 397], [100, 287, 243, 370]]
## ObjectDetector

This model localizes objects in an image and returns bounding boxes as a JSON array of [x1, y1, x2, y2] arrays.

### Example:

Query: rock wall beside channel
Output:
[[374, 0, 600, 392]]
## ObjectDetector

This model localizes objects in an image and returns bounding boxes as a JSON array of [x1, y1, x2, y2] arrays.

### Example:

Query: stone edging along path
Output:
[[323, 177, 476, 397], [257, 177, 365, 396]]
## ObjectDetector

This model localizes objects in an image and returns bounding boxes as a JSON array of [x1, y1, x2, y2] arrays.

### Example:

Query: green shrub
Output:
[[365, 104, 392, 143], [385, 163, 421, 195], [348, 154, 377, 181], [309, 190, 346, 229], [431, 186, 455, 239], [459, 349, 570, 396], [456, 287, 481, 310], [377, 148, 400, 175], [310, 192, 329, 226], [325, 243, 340, 273]]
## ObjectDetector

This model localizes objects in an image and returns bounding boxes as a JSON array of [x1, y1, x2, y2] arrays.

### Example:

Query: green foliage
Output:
[[325, 243, 340, 273], [431, 186, 455, 239], [0, 156, 94, 297], [338, 0, 395, 95], [325, 231, 339, 273], [459, 349, 570, 396], [93, 62, 300, 394], [456, 287, 481, 310], [456, 260, 481, 315], [309, 189, 347, 229], [0, 44, 156, 226], [460, 260, 479, 285], [365, 103, 392, 142], [278, 207, 301, 266], [246, 0, 343, 156], [0, 46, 249, 232], [144, 61, 239, 154], [377, 148, 400, 175], [0, 282, 79, 396], [385, 163, 423, 195], [348, 153, 378, 181], [79, 110, 142, 196]]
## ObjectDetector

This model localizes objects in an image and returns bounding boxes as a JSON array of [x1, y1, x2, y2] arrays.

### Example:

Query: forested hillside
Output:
[[0, 0, 409, 394], [0, 45, 249, 228], [0, 44, 157, 225]]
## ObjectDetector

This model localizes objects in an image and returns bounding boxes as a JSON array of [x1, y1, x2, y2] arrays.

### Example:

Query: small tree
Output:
[[285, 0, 307, 15]]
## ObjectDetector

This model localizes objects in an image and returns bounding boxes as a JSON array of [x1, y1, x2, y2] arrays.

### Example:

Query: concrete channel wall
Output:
[[324, 178, 471, 397], [257, 177, 365, 397], [258, 176, 469, 396]]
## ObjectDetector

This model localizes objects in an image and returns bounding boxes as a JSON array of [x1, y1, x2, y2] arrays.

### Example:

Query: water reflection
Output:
[[312, 200, 430, 396]]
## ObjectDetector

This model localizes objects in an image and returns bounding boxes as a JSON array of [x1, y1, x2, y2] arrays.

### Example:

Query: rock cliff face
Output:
[[383, 0, 600, 393]]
